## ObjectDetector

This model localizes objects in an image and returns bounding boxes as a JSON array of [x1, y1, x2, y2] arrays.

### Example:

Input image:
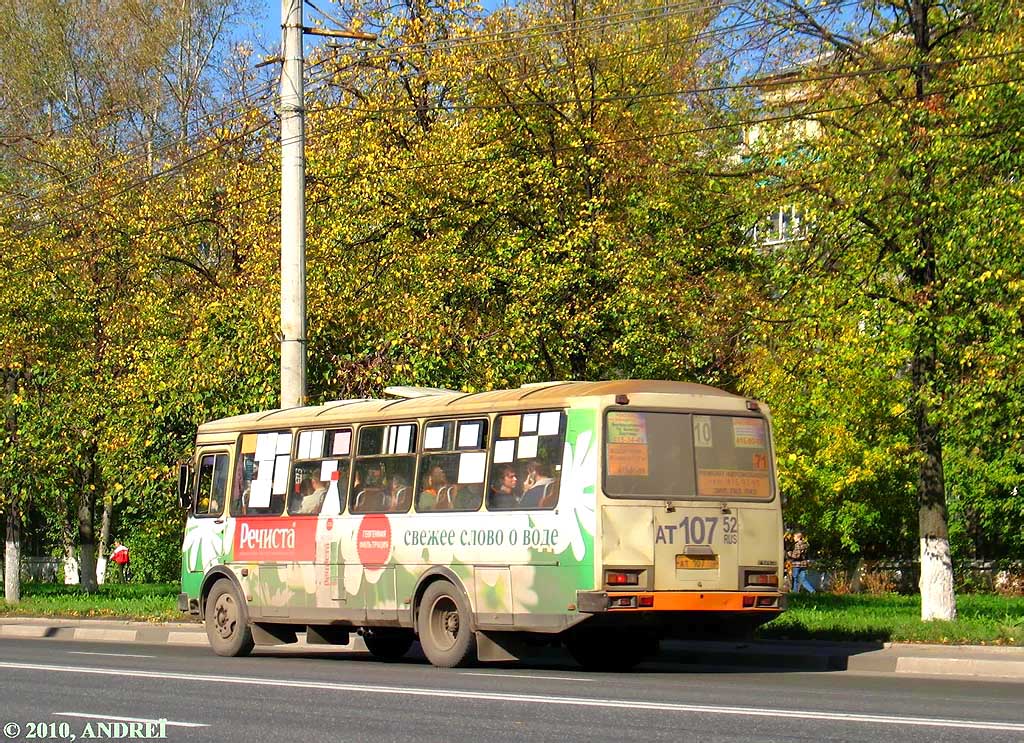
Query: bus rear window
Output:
[[603, 411, 773, 500]]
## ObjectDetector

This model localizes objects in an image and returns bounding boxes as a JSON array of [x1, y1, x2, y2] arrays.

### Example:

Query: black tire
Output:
[[565, 629, 656, 671], [417, 581, 476, 668], [205, 580, 254, 657], [363, 628, 415, 661]]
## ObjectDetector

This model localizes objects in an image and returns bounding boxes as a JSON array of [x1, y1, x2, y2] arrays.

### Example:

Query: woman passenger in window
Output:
[[418, 465, 453, 510], [489, 464, 521, 509]]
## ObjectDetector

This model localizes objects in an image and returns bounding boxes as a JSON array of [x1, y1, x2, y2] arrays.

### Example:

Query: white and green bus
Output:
[[178, 380, 784, 669]]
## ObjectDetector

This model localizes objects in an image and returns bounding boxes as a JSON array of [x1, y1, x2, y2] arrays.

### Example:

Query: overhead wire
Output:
[[11, 69, 1023, 280]]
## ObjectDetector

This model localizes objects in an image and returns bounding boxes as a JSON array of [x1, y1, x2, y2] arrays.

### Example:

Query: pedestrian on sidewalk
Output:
[[110, 540, 132, 582], [787, 531, 815, 593]]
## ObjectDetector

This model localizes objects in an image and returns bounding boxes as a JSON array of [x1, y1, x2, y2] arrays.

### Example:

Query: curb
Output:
[[1, 617, 1022, 680]]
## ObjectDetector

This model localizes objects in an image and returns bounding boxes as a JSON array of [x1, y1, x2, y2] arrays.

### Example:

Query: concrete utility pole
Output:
[[278, 1, 375, 410], [279, 0, 307, 409]]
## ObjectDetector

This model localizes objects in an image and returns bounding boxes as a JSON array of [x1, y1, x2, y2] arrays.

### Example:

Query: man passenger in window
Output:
[[522, 461, 557, 507], [297, 474, 328, 514]]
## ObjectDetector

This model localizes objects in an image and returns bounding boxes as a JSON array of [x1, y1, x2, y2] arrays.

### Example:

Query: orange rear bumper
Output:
[[577, 590, 784, 613]]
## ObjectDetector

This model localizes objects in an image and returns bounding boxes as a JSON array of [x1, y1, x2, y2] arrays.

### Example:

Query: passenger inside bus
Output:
[[294, 474, 328, 515], [387, 473, 411, 512], [418, 464, 454, 511], [521, 461, 558, 508], [353, 464, 387, 512], [488, 464, 521, 509]]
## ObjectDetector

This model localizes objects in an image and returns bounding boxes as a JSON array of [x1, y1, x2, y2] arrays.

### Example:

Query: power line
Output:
[[8, 71, 1021, 280]]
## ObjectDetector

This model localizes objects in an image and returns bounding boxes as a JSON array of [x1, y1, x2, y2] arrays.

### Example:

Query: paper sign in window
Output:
[[458, 421, 482, 449], [697, 469, 771, 498], [733, 418, 766, 449], [255, 433, 278, 462], [538, 411, 560, 436], [297, 432, 312, 460], [693, 415, 713, 448], [458, 452, 487, 484], [493, 439, 515, 464], [272, 455, 290, 495], [607, 412, 647, 444], [607, 443, 649, 476], [248, 480, 271, 508], [522, 413, 538, 434], [276, 433, 293, 456], [395, 425, 414, 454], [518, 435, 538, 459], [307, 430, 325, 458], [320, 459, 339, 481], [424, 425, 445, 451], [499, 415, 520, 438], [332, 430, 351, 456]]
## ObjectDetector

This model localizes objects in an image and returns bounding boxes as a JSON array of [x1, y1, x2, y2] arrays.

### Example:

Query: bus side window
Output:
[[417, 419, 487, 513], [487, 411, 565, 511], [352, 423, 417, 515], [289, 428, 351, 516], [231, 431, 291, 517]]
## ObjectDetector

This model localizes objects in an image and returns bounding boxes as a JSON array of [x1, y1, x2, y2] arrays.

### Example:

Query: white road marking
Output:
[[461, 672, 589, 682], [2, 661, 1021, 733], [53, 713, 207, 728], [68, 651, 155, 659]]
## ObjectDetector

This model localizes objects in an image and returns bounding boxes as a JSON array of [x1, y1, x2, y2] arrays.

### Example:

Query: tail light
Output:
[[605, 570, 640, 586], [746, 572, 778, 587]]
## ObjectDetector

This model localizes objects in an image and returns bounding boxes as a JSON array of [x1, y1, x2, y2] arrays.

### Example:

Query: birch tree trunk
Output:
[[3, 506, 19, 604]]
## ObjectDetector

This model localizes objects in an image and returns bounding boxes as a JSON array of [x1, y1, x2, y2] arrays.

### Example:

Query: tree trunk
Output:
[[4, 506, 19, 604], [912, 330, 956, 620], [907, 0, 955, 622], [77, 443, 100, 594]]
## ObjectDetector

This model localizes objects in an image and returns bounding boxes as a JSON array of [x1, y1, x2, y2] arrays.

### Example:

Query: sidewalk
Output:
[[2, 616, 1022, 681]]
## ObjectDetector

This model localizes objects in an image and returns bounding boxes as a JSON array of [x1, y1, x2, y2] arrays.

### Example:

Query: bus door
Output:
[[183, 448, 233, 587]]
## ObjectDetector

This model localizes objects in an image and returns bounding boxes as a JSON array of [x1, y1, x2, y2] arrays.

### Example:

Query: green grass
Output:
[[2, 584, 1022, 644], [759, 592, 1024, 645], [0, 582, 184, 622]]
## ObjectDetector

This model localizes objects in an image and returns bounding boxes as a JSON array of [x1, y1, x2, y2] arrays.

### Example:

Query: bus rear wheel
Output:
[[363, 628, 414, 661], [205, 580, 254, 657], [417, 581, 476, 668]]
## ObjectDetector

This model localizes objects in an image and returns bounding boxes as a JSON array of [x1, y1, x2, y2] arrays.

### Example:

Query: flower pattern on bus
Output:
[[182, 519, 233, 573], [550, 427, 597, 562]]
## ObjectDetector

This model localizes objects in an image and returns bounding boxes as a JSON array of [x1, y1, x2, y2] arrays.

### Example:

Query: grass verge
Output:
[[759, 592, 1024, 645], [0, 582, 183, 622], [2, 584, 1022, 644]]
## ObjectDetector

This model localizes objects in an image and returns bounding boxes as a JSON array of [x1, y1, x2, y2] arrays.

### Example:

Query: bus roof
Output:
[[197, 379, 746, 435]]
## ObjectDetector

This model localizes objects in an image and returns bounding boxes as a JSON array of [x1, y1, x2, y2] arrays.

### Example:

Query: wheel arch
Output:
[[199, 566, 245, 620], [410, 567, 475, 631]]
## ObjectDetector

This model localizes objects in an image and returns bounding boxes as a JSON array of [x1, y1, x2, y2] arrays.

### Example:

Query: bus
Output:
[[177, 380, 784, 670]]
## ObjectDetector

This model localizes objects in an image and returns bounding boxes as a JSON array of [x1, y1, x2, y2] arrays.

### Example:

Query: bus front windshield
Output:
[[603, 410, 774, 500]]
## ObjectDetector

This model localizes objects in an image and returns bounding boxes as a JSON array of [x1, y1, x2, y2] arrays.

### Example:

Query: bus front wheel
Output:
[[205, 580, 254, 657], [417, 581, 476, 668]]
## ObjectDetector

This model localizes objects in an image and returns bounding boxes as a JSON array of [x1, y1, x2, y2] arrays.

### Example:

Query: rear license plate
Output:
[[676, 554, 719, 569]]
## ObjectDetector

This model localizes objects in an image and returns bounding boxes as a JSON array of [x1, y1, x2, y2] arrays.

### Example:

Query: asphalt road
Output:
[[1, 637, 1023, 743]]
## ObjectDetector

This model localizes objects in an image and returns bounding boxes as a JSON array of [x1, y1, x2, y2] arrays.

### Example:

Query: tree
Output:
[[743, 0, 1024, 617]]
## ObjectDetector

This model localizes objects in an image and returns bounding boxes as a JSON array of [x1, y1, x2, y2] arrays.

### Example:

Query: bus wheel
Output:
[[205, 580, 254, 657], [565, 630, 654, 672], [417, 581, 476, 668], [363, 628, 414, 661]]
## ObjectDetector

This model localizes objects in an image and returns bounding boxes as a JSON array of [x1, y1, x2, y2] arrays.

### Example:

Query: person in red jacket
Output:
[[110, 540, 132, 582]]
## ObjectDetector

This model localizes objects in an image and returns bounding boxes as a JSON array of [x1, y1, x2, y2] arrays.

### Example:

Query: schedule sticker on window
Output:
[[607, 412, 649, 476]]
